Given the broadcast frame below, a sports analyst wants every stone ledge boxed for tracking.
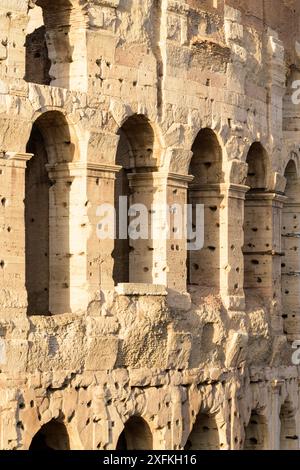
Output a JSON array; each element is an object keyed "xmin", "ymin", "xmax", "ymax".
[
  {"xmin": 115, "ymin": 283, "xmax": 167, "ymax": 296},
  {"xmin": 167, "ymin": 291, "xmax": 191, "ymax": 310}
]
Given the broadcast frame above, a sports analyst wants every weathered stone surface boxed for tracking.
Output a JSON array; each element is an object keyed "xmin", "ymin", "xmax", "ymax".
[{"xmin": 0, "ymin": 0, "xmax": 300, "ymax": 451}]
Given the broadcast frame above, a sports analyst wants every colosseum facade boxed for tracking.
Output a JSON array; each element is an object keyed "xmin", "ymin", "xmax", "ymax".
[{"xmin": 0, "ymin": 0, "xmax": 300, "ymax": 451}]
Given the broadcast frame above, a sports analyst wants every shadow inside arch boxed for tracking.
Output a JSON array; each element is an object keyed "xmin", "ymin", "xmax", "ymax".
[
  {"xmin": 29, "ymin": 420, "xmax": 70, "ymax": 450},
  {"xmin": 116, "ymin": 416, "xmax": 153, "ymax": 450}
]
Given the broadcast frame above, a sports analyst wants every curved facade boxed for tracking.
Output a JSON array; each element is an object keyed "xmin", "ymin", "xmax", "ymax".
[{"xmin": 0, "ymin": 0, "xmax": 300, "ymax": 450}]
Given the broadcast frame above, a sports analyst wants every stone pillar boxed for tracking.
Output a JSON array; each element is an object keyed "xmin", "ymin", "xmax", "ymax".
[
  {"xmin": 220, "ymin": 183, "xmax": 249, "ymax": 312},
  {"xmin": 0, "ymin": 152, "xmax": 32, "ymax": 318},
  {"xmin": 85, "ymin": 0, "xmax": 120, "ymax": 92},
  {"xmin": 0, "ymin": 2, "xmax": 28, "ymax": 82},
  {"xmin": 269, "ymin": 380, "xmax": 284, "ymax": 450},
  {"xmin": 296, "ymin": 380, "xmax": 300, "ymax": 450},
  {"xmin": 166, "ymin": 173, "xmax": 193, "ymax": 294},
  {"xmin": 244, "ymin": 192, "xmax": 286, "ymax": 331},
  {"xmin": 86, "ymin": 163, "xmax": 121, "ymax": 293},
  {"xmin": 37, "ymin": 0, "xmax": 88, "ymax": 91},
  {"xmin": 47, "ymin": 162, "xmax": 121, "ymax": 314},
  {"xmin": 47, "ymin": 163, "xmax": 82, "ymax": 314},
  {"xmin": 267, "ymin": 33, "xmax": 286, "ymax": 147},
  {"xmin": 282, "ymin": 196, "xmax": 300, "ymax": 340}
]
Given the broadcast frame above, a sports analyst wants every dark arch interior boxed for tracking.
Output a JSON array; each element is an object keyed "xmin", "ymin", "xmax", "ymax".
[
  {"xmin": 189, "ymin": 128, "xmax": 224, "ymax": 185},
  {"xmin": 243, "ymin": 143, "xmax": 269, "ymax": 300},
  {"xmin": 119, "ymin": 114, "xmax": 158, "ymax": 171},
  {"xmin": 244, "ymin": 411, "xmax": 268, "ymax": 450},
  {"xmin": 284, "ymin": 160, "xmax": 298, "ymax": 199},
  {"xmin": 113, "ymin": 115, "xmax": 157, "ymax": 285},
  {"xmin": 29, "ymin": 420, "xmax": 70, "ymax": 450},
  {"xmin": 25, "ymin": 111, "xmax": 75, "ymax": 315},
  {"xmin": 116, "ymin": 416, "xmax": 153, "ymax": 450},
  {"xmin": 187, "ymin": 128, "xmax": 223, "ymax": 288},
  {"xmin": 25, "ymin": 3, "xmax": 50, "ymax": 85},
  {"xmin": 245, "ymin": 142, "xmax": 268, "ymax": 191},
  {"xmin": 184, "ymin": 412, "xmax": 220, "ymax": 450},
  {"xmin": 26, "ymin": 125, "xmax": 51, "ymax": 315}
]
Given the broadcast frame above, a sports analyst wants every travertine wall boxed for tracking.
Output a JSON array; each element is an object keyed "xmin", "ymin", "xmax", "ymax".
[{"xmin": 0, "ymin": 0, "xmax": 300, "ymax": 450}]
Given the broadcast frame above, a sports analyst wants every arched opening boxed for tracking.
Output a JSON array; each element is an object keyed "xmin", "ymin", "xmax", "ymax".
[
  {"xmin": 29, "ymin": 420, "xmax": 70, "ymax": 450},
  {"xmin": 187, "ymin": 128, "xmax": 224, "ymax": 290},
  {"xmin": 26, "ymin": 124, "xmax": 51, "ymax": 315},
  {"xmin": 244, "ymin": 411, "xmax": 268, "ymax": 450},
  {"xmin": 280, "ymin": 400, "xmax": 298, "ymax": 450},
  {"xmin": 243, "ymin": 143, "xmax": 270, "ymax": 303},
  {"xmin": 281, "ymin": 160, "xmax": 300, "ymax": 337},
  {"xmin": 25, "ymin": 111, "xmax": 76, "ymax": 315},
  {"xmin": 25, "ymin": 4, "xmax": 51, "ymax": 85},
  {"xmin": 245, "ymin": 143, "xmax": 268, "ymax": 190},
  {"xmin": 25, "ymin": 1, "xmax": 87, "ymax": 90},
  {"xmin": 184, "ymin": 412, "xmax": 220, "ymax": 450},
  {"xmin": 116, "ymin": 417, "xmax": 153, "ymax": 450},
  {"xmin": 113, "ymin": 115, "xmax": 159, "ymax": 286}
]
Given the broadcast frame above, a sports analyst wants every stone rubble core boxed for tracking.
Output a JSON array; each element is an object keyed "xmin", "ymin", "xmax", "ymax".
[{"xmin": 0, "ymin": 0, "xmax": 300, "ymax": 451}]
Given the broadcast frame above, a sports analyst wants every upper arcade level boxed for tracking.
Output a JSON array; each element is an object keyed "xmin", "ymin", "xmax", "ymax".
[
  {"xmin": 0, "ymin": 0, "xmax": 299, "ymax": 101},
  {"xmin": 0, "ymin": 0, "xmax": 300, "ymax": 334}
]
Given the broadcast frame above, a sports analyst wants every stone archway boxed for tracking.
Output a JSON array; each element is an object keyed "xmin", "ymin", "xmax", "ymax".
[
  {"xmin": 29, "ymin": 420, "xmax": 70, "ymax": 450},
  {"xmin": 25, "ymin": 111, "xmax": 78, "ymax": 315},
  {"xmin": 116, "ymin": 416, "xmax": 153, "ymax": 450},
  {"xmin": 244, "ymin": 411, "xmax": 268, "ymax": 450},
  {"xmin": 113, "ymin": 114, "xmax": 161, "ymax": 286},
  {"xmin": 185, "ymin": 412, "xmax": 221, "ymax": 450},
  {"xmin": 187, "ymin": 128, "xmax": 224, "ymax": 291}
]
